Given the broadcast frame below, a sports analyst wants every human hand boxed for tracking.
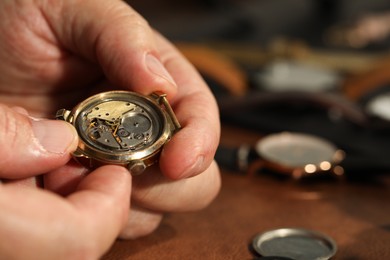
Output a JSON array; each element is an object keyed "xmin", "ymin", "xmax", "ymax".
[
  {"xmin": 0, "ymin": 164, "xmax": 131, "ymax": 260},
  {"xmin": 0, "ymin": 0, "xmax": 220, "ymax": 258}
]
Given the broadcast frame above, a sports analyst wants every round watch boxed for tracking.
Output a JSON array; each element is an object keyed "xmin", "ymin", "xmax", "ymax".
[
  {"xmin": 56, "ymin": 90, "xmax": 181, "ymax": 175},
  {"xmin": 253, "ymin": 132, "xmax": 345, "ymax": 179},
  {"xmin": 216, "ymin": 132, "xmax": 345, "ymax": 179}
]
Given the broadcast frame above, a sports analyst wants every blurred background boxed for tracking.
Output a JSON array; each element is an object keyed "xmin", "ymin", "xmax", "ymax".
[
  {"xmin": 128, "ymin": 0, "xmax": 390, "ymax": 178},
  {"xmin": 130, "ymin": 0, "xmax": 390, "ymax": 47}
]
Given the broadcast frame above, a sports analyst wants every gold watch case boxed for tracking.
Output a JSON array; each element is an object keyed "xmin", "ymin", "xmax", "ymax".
[{"xmin": 56, "ymin": 90, "xmax": 181, "ymax": 175}]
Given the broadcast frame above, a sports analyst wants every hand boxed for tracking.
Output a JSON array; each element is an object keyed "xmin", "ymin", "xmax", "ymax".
[
  {"xmin": 0, "ymin": 0, "xmax": 221, "ymax": 258},
  {"xmin": 0, "ymin": 165, "xmax": 131, "ymax": 260}
]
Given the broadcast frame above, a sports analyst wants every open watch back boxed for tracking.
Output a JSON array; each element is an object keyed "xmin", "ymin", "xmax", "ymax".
[{"xmin": 56, "ymin": 90, "xmax": 181, "ymax": 175}]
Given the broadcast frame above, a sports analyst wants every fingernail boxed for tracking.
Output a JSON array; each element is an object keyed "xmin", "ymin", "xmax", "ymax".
[
  {"xmin": 145, "ymin": 53, "xmax": 177, "ymax": 87},
  {"xmin": 31, "ymin": 119, "xmax": 78, "ymax": 154}
]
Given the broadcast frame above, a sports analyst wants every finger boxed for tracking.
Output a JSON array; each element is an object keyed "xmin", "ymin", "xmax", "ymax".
[
  {"xmin": 1, "ymin": 176, "xmax": 42, "ymax": 189},
  {"xmin": 131, "ymin": 161, "xmax": 221, "ymax": 212},
  {"xmin": 0, "ymin": 165, "xmax": 131, "ymax": 260},
  {"xmin": 0, "ymin": 104, "xmax": 78, "ymax": 178},
  {"xmin": 42, "ymin": 0, "xmax": 177, "ymax": 97},
  {"xmin": 119, "ymin": 205, "xmax": 163, "ymax": 239},
  {"xmin": 44, "ymin": 164, "xmax": 165, "ymax": 239},
  {"xmin": 11, "ymin": 106, "xmax": 29, "ymax": 115},
  {"xmin": 43, "ymin": 160, "xmax": 89, "ymax": 196},
  {"xmin": 67, "ymin": 165, "xmax": 132, "ymax": 256},
  {"xmin": 152, "ymin": 34, "xmax": 221, "ymax": 179}
]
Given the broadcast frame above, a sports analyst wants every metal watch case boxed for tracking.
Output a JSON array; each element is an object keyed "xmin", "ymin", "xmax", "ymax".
[
  {"xmin": 56, "ymin": 90, "xmax": 181, "ymax": 175},
  {"xmin": 252, "ymin": 132, "xmax": 345, "ymax": 179}
]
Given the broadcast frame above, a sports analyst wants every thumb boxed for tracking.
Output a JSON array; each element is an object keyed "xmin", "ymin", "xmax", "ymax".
[{"xmin": 0, "ymin": 105, "xmax": 78, "ymax": 178}]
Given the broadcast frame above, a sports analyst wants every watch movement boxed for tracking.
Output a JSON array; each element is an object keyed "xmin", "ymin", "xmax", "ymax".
[{"xmin": 56, "ymin": 90, "xmax": 181, "ymax": 175}]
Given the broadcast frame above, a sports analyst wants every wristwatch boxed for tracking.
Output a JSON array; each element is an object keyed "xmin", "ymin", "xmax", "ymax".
[
  {"xmin": 253, "ymin": 132, "xmax": 345, "ymax": 179},
  {"xmin": 216, "ymin": 132, "xmax": 345, "ymax": 179},
  {"xmin": 56, "ymin": 90, "xmax": 181, "ymax": 175}
]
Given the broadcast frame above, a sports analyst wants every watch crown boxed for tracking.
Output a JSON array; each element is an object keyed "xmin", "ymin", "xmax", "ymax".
[{"xmin": 128, "ymin": 160, "xmax": 147, "ymax": 175}]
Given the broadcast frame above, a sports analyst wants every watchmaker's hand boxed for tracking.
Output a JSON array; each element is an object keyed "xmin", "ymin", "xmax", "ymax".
[
  {"xmin": 0, "ymin": 104, "xmax": 133, "ymax": 260},
  {"xmin": 0, "ymin": 165, "xmax": 131, "ymax": 260},
  {"xmin": 0, "ymin": 0, "xmax": 221, "ymax": 244},
  {"xmin": 0, "ymin": 0, "xmax": 177, "ymax": 106},
  {"xmin": 0, "ymin": 0, "xmax": 219, "ymax": 180},
  {"xmin": 0, "ymin": 105, "xmax": 78, "ymax": 178}
]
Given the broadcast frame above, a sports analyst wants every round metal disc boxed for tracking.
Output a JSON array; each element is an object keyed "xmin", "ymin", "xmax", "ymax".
[
  {"xmin": 122, "ymin": 113, "xmax": 152, "ymax": 134},
  {"xmin": 252, "ymin": 228, "xmax": 337, "ymax": 260}
]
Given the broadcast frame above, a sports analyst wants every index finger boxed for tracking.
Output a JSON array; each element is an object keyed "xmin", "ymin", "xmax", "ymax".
[{"xmin": 67, "ymin": 165, "xmax": 131, "ymax": 256}]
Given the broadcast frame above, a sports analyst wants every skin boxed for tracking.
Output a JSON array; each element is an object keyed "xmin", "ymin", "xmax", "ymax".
[{"xmin": 0, "ymin": 0, "xmax": 221, "ymax": 259}]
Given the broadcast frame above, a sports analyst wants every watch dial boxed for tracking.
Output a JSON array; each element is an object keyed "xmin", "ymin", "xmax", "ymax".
[{"xmin": 76, "ymin": 98, "xmax": 162, "ymax": 153}]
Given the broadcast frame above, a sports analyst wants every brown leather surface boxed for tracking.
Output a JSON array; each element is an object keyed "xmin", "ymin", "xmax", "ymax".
[{"xmin": 103, "ymin": 126, "xmax": 390, "ymax": 260}]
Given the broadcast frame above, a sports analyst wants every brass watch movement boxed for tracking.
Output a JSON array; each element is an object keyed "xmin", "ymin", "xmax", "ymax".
[{"xmin": 56, "ymin": 90, "xmax": 181, "ymax": 175}]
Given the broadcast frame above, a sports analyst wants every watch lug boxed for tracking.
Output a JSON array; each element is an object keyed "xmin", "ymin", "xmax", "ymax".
[
  {"xmin": 56, "ymin": 109, "xmax": 72, "ymax": 122},
  {"xmin": 152, "ymin": 92, "xmax": 181, "ymax": 132},
  {"xmin": 72, "ymin": 150, "xmax": 95, "ymax": 169},
  {"xmin": 72, "ymin": 149, "xmax": 87, "ymax": 158}
]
